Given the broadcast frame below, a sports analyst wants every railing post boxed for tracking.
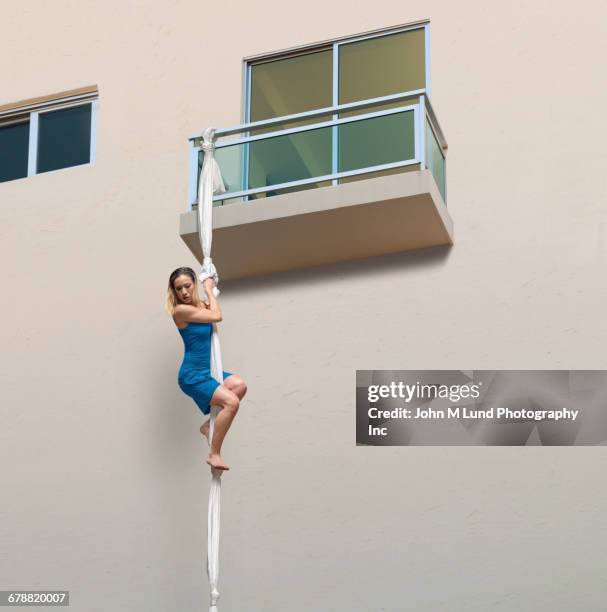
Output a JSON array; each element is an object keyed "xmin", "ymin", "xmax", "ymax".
[
  {"xmin": 418, "ymin": 94, "xmax": 426, "ymax": 169},
  {"xmin": 188, "ymin": 140, "xmax": 200, "ymax": 211},
  {"xmin": 331, "ymin": 42, "xmax": 339, "ymax": 186},
  {"xmin": 243, "ymin": 138, "xmax": 249, "ymax": 203},
  {"xmin": 243, "ymin": 64, "xmax": 251, "ymax": 203}
]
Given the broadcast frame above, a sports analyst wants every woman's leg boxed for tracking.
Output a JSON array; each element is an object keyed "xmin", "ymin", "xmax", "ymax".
[
  {"xmin": 205, "ymin": 385, "xmax": 240, "ymax": 470},
  {"xmin": 200, "ymin": 375, "xmax": 247, "ymax": 440},
  {"xmin": 223, "ymin": 374, "xmax": 247, "ymax": 400}
]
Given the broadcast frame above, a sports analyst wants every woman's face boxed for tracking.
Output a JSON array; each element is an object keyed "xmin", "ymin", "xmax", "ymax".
[{"xmin": 173, "ymin": 274, "xmax": 195, "ymax": 304}]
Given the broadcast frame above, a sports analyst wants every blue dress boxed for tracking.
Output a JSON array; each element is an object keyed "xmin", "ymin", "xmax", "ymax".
[{"xmin": 177, "ymin": 321, "xmax": 231, "ymax": 415}]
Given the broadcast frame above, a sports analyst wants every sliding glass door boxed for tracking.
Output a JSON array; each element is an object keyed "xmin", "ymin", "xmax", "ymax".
[{"xmin": 243, "ymin": 24, "xmax": 430, "ymax": 198}]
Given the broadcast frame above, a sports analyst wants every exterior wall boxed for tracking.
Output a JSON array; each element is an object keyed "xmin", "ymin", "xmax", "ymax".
[{"xmin": 1, "ymin": 2, "xmax": 606, "ymax": 611}]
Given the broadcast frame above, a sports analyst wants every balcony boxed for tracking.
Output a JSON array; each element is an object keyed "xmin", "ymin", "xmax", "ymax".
[{"xmin": 180, "ymin": 90, "xmax": 451, "ymax": 281}]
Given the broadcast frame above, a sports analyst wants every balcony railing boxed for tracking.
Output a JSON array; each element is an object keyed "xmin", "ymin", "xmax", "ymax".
[{"xmin": 188, "ymin": 88, "xmax": 447, "ymax": 208}]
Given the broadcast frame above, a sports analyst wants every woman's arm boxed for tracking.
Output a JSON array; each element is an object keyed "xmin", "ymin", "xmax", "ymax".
[
  {"xmin": 175, "ymin": 279, "xmax": 222, "ymax": 324},
  {"xmin": 203, "ymin": 278, "xmax": 222, "ymax": 321}
]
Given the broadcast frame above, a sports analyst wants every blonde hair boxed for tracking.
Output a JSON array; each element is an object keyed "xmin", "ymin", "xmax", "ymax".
[{"xmin": 165, "ymin": 267, "xmax": 202, "ymax": 316}]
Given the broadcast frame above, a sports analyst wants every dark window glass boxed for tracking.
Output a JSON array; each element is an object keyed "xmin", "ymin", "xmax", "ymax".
[
  {"xmin": 0, "ymin": 119, "xmax": 30, "ymax": 183},
  {"xmin": 37, "ymin": 103, "xmax": 91, "ymax": 174}
]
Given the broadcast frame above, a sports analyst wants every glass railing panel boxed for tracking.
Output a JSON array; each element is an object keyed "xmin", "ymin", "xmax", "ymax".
[
  {"xmin": 338, "ymin": 109, "xmax": 415, "ymax": 173},
  {"xmin": 425, "ymin": 118, "xmax": 446, "ymax": 202},
  {"xmin": 199, "ymin": 124, "xmax": 333, "ymax": 201},
  {"xmin": 198, "ymin": 144, "xmax": 246, "ymax": 196},
  {"xmin": 248, "ymin": 125, "xmax": 332, "ymax": 190}
]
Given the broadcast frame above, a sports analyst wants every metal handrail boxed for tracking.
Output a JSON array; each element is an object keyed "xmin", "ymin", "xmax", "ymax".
[
  {"xmin": 209, "ymin": 104, "xmax": 418, "ymax": 149},
  {"xmin": 190, "ymin": 88, "xmax": 447, "ymax": 150},
  {"xmin": 189, "ymin": 88, "xmax": 426, "ymax": 141},
  {"xmin": 425, "ymin": 96, "xmax": 448, "ymax": 150}
]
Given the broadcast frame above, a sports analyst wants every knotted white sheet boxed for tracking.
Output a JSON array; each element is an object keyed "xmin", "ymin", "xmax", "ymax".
[{"xmin": 197, "ymin": 126, "xmax": 227, "ymax": 612}]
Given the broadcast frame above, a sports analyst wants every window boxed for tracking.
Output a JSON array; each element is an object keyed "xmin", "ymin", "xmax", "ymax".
[
  {"xmin": 247, "ymin": 26, "xmax": 427, "ymax": 123},
  {"xmin": 0, "ymin": 87, "xmax": 98, "ymax": 183},
  {"xmin": 240, "ymin": 22, "xmax": 433, "ymax": 199}
]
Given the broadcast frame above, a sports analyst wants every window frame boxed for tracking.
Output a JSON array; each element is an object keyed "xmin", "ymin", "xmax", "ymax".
[{"xmin": 0, "ymin": 88, "xmax": 98, "ymax": 182}]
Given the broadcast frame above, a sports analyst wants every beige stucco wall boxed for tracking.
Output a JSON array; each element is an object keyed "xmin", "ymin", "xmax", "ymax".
[{"xmin": 1, "ymin": 2, "xmax": 606, "ymax": 611}]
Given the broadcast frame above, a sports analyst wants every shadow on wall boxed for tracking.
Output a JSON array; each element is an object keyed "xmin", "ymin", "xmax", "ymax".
[{"xmin": 222, "ymin": 244, "xmax": 452, "ymax": 297}]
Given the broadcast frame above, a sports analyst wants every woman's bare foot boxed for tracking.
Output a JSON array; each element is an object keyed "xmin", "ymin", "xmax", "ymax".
[
  {"xmin": 200, "ymin": 420, "xmax": 210, "ymax": 444},
  {"xmin": 206, "ymin": 453, "xmax": 229, "ymax": 471}
]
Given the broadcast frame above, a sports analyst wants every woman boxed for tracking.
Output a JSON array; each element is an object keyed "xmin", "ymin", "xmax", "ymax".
[{"xmin": 165, "ymin": 266, "xmax": 247, "ymax": 471}]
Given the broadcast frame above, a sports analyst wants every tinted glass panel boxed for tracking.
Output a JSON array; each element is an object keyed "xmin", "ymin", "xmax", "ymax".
[
  {"xmin": 0, "ymin": 119, "xmax": 30, "ymax": 183},
  {"xmin": 198, "ymin": 141, "xmax": 332, "ymax": 204},
  {"xmin": 37, "ymin": 103, "xmax": 91, "ymax": 174},
  {"xmin": 426, "ymin": 119, "xmax": 446, "ymax": 202},
  {"xmin": 199, "ymin": 146, "xmax": 244, "ymax": 194},
  {"xmin": 202, "ymin": 127, "xmax": 332, "ymax": 197},
  {"xmin": 250, "ymin": 49, "xmax": 332, "ymax": 132},
  {"xmin": 338, "ymin": 110, "xmax": 415, "ymax": 172},
  {"xmin": 249, "ymin": 127, "xmax": 332, "ymax": 192},
  {"xmin": 198, "ymin": 147, "xmax": 248, "ymax": 206},
  {"xmin": 339, "ymin": 28, "xmax": 426, "ymax": 104}
]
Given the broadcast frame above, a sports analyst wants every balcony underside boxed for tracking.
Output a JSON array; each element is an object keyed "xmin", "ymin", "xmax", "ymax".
[{"xmin": 179, "ymin": 169, "xmax": 453, "ymax": 281}]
